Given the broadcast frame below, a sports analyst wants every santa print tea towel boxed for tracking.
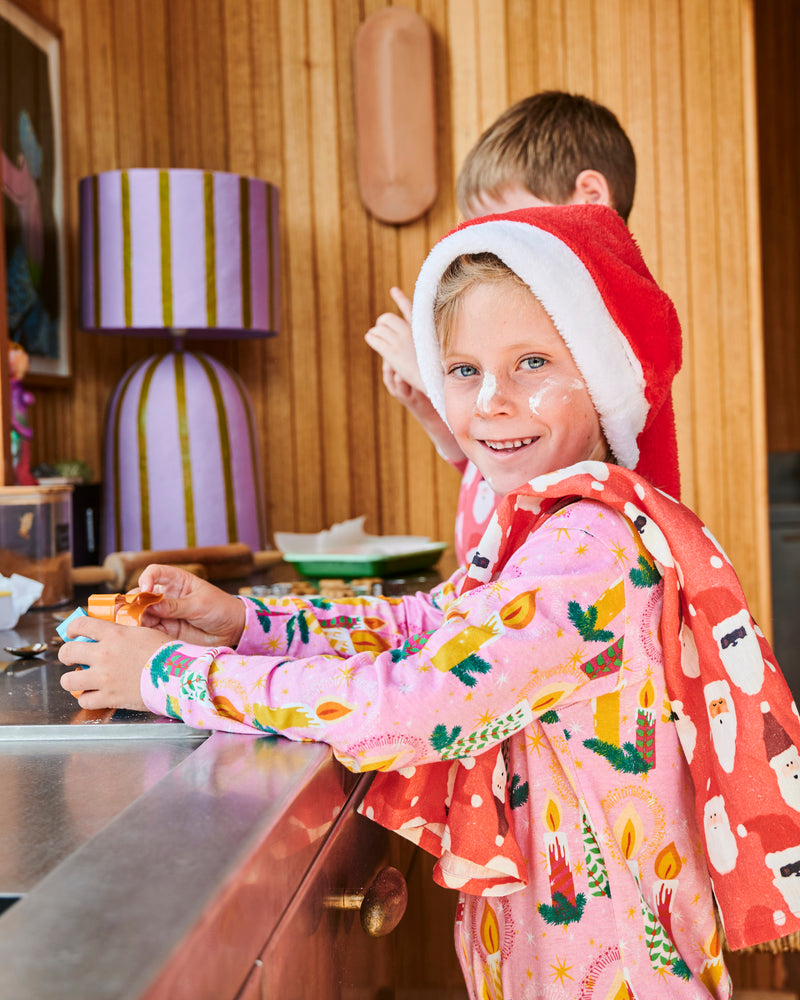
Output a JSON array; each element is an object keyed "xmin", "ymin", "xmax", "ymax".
[{"xmin": 468, "ymin": 463, "xmax": 800, "ymax": 951}]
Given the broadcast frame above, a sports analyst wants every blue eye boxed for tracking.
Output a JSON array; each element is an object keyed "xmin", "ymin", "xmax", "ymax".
[
  {"xmin": 521, "ymin": 356, "xmax": 546, "ymax": 371},
  {"xmin": 448, "ymin": 363, "xmax": 478, "ymax": 378}
]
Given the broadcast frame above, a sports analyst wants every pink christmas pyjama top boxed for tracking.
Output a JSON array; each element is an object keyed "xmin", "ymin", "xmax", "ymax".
[{"xmin": 143, "ymin": 477, "xmax": 775, "ymax": 998}]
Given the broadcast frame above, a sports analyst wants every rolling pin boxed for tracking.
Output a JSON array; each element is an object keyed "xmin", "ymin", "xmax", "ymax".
[{"xmin": 72, "ymin": 543, "xmax": 284, "ymax": 592}]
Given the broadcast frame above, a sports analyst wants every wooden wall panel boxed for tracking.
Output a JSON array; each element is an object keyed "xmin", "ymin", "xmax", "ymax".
[{"xmin": 18, "ymin": 0, "xmax": 769, "ymax": 624}]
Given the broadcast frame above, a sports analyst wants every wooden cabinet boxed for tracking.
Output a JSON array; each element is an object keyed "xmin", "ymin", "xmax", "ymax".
[{"xmin": 256, "ymin": 810, "xmax": 395, "ymax": 999}]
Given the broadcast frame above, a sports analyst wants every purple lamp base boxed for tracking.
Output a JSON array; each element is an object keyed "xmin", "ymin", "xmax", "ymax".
[{"xmin": 103, "ymin": 350, "xmax": 266, "ymax": 556}]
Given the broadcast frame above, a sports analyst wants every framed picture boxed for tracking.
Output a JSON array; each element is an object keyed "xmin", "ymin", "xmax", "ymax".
[{"xmin": 0, "ymin": 0, "xmax": 69, "ymax": 382}]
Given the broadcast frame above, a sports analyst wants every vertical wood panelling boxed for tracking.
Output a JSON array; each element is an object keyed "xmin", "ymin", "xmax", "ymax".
[
  {"xmin": 505, "ymin": 0, "xmax": 536, "ymax": 98},
  {"xmin": 334, "ymin": 1, "xmax": 379, "ymax": 532},
  {"xmin": 278, "ymin": 0, "xmax": 322, "ymax": 531},
  {"xmin": 563, "ymin": 0, "xmax": 595, "ymax": 95},
  {"xmin": 308, "ymin": 0, "xmax": 350, "ymax": 527},
  {"xmin": 476, "ymin": 0, "xmax": 509, "ymax": 126},
  {"xmin": 245, "ymin": 0, "xmax": 292, "ymax": 536},
  {"xmin": 650, "ymin": 0, "xmax": 695, "ymax": 509},
  {"xmin": 19, "ymin": 0, "xmax": 770, "ymax": 625},
  {"xmin": 680, "ymin": 1, "xmax": 728, "ymax": 544}
]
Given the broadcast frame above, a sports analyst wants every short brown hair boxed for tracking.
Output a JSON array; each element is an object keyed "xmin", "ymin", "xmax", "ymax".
[
  {"xmin": 433, "ymin": 253, "xmax": 529, "ymax": 352},
  {"xmin": 456, "ymin": 91, "xmax": 636, "ymax": 223}
]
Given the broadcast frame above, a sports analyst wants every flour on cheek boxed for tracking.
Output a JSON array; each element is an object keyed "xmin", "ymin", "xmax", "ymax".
[
  {"xmin": 528, "ymin": 377, "xmax": 585, "ymax": 414},
  {"xmin": 528, "ymin": 376, "xmax": 563, "ymax": 415}
]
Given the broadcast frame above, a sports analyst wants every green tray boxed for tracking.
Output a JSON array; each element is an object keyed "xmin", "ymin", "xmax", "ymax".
[{"xmin": 282, "ymin": 542, "xmax": 448, "ymax": 579}]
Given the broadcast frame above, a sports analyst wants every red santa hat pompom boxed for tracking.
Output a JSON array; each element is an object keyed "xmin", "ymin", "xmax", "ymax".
[{"xmin": 411, "ymin": 204, "xmax": 683, "ymax": 498}]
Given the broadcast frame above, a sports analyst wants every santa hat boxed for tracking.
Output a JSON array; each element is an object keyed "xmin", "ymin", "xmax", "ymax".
[
  {"xmin": 762, "ymin": 702, "xmax": 794, "ymax": 762},
  {"xmin": 744, "ymin": 812, "xmax": 800, "ymax": 872},
  {"xmin": 411, "ymin": 205, "xmax": 683, "ymax": 498}
]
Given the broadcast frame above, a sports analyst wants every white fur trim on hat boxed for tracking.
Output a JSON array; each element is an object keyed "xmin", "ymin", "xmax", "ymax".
[{"xmin": 411, "ymin": 219, "xmax": 648, "ymax": 471}]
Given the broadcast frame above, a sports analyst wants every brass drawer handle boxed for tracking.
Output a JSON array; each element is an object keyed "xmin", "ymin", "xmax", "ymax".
[{"xmin": 324, "ymin": 865, "xmax": 408, "ymax": 937}]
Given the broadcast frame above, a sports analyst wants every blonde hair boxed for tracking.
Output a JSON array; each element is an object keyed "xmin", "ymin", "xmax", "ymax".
[
  {"xmin": 433, "ymin": 253, "xmax": 531, "ymax": 353},
  {"xmin": 456, "ymin": 91, "xmax": 636, "ymax": 222}
]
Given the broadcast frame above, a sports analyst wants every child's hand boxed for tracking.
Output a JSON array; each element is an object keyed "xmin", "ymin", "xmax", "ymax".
[
  {"xmin": 366, "ymin": 286, "xmax": 467, "ymax": 464},
  {"xmin": 58, "ymin": 617, "xmax": 165, "ymax": 711},
  {"xmin": 365, "ymin": 287, "xmax": 426, "ymax": 394},
  {"xmin": 134, "ymin": 564, "xmax": 247, "ymax": 648}
]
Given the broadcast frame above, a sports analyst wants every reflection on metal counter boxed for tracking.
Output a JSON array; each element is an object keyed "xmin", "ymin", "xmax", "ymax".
[{"xmin": 0, "ymin": 605, "xmax": 206, "ymax": 740}]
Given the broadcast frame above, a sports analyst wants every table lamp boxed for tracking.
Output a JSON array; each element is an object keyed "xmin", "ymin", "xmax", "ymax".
[{"xmin": 79, "ymin": 168, "xmax": 279, "ymax": 557}]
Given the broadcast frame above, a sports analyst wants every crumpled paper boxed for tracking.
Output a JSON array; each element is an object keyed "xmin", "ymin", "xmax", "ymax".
[
  {"xmin": 274, "ymin": 516, "xmax": 433, "ymax": 556},
  {"xmin": 0, "ymin": 573, "xmax": 44, "ymax": 629}
]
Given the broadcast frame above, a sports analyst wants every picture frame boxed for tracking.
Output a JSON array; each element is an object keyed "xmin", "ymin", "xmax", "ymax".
[{"xmin": 0, "ymin": 0, "xmax": 69, "ymax": 382}]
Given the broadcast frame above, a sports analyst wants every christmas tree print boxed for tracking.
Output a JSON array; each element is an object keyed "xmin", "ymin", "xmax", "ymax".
[
  {"xmin": 629, "ymin": 554, "xmax": 661, "ymax": 589},
  {"xmin": 581, "ymin": 810, "xmax": 611, "ymax": 897},
  {"xmin": 582, "ymin": 738, "xmax": 652, "ymax": 774},
  {"xmin": 255, "ymin": 608, "xmax": 271, "ymax": 634},
  {"xmin": 537, "ymin": 891, "xmax": 587, "ymax": 926},
  {"xmin": 509, "ymin": 774, "xmax": 529, "ymax": 808},
  {"xmin": 285, "ymin": 612, "xmax": 311, "ymax": 646},
  {"xmin": 430, "ymin": 723, "xmax": 462, "ymax": 753},
  {"xmin": 149, "ymin": 643, "xmax": 182, "ymax": 687},
  {"xmin": 539, "ymin": 709, "xmax": 560, "ymax": 724},
  {"xmin": 451, "ymin": 652, "xmax": 492, "ymax": 687},
  {"xmin": 568, "ymin": 600, "xmax": 614, "ymax": 642}
]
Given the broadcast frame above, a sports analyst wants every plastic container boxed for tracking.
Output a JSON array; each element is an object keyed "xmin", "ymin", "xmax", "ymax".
[{"xmin": 0, "ymin": 486, "xmax": 74, "ymax": 607}]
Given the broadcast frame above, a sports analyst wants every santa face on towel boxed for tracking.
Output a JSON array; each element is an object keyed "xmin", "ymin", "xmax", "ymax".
[
  {"xmin": 703, "ymin": 793, "xmax": 739, "ymax": 875},
  {"xmin": 763, "ymin": 703, "xmax": 800, "ymax": 812},
  {"xmin": 704, "ymin": 679, "xmax": 737, "ymax": 773}
]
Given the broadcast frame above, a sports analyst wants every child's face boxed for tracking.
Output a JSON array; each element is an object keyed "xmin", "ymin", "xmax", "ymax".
[{"xmin": 441, "ymin": 281, "xmax": 607, "ymax": 495}]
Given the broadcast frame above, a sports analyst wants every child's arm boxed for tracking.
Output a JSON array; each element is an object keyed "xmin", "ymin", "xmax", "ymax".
[
  {"xmin": 137, "ymin": 510, "xmax": 628, "ymax": 752},
  {"xmin": 365, "ymin": 288, "xmax": 467, "ymax": 465}
]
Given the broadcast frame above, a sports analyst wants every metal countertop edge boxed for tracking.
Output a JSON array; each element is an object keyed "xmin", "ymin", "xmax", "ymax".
[{"xmin": 0, "ymin": 731, "xmax": 339, "ymax": 999}]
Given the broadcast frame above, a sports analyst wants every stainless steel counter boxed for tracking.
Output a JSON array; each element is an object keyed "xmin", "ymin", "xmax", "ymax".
[{"xmin": 0, "ymin": 603, "xmax": 368, "ymax": 999}]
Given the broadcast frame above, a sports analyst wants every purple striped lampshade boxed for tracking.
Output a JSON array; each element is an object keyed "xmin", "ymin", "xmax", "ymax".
[
  {"xmin": 79, "ymin": 169, "xmax": 279, "ymax": 558},
  {"xmin": 79, "ymin": 169, "xmax": 280, "ymax": 336},
  {"xmin": 103, "ymin": 352, "xmax": 266, "ymax": 554}
]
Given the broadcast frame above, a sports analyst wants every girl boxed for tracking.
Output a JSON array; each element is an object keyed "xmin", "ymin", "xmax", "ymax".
[{"xmin": 60, "ymin": 206, "xmax": 800, "ymax": 998}]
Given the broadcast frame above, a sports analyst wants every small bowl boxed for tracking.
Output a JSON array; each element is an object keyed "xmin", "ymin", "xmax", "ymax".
[{"xmin": 4, "ymin": 642, "xmax": 47, "ymax": 659}]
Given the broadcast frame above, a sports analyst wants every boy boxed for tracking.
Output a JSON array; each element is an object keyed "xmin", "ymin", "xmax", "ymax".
[{"xmin": 365, "ymin": 91, "xmax": 640, "ymax": 564}]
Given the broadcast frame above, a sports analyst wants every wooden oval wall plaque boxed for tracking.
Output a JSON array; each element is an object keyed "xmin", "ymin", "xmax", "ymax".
[{"xmin": 353, "ymin": 8, "xmax": 438, "ymax": 225}]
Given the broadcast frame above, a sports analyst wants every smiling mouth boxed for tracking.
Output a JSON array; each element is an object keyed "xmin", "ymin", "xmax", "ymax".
[{"xmin": 482, "ymin": 437, "xmax": 537, "ymax": 452}]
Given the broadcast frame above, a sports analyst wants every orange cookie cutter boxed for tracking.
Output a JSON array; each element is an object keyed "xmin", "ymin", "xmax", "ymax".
[
  {"xmin": 65, "ymin": 592, "xmax": 163, "ymax": 699},
  {"xmin": 87, "ymin": 591, "xmax": 164, "ymax": 626}
]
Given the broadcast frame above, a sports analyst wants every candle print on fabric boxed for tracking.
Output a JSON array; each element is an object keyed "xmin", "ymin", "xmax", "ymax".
[{"xmin": 142, "ymin": 463, "xmax": 800, "ymax": 995}]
